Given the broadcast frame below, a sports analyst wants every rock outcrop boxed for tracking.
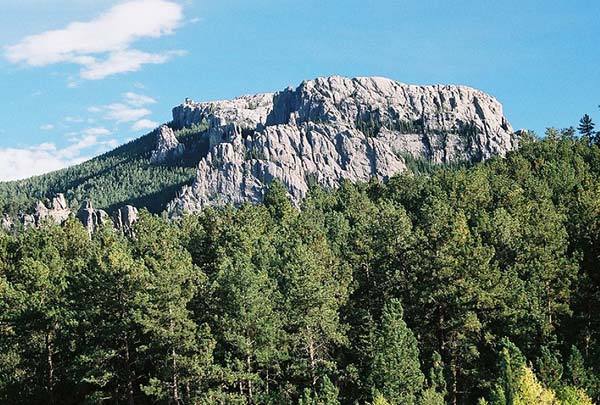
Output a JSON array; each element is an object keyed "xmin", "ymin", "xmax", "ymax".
[
  {"xmin": 150, "ymin": 125, "xmax": 185, "ymax": 164},
  {"xmin": 33, "ymin": 193, "xmax": 71, "ymax": 226},
  {"xmin": 1, "ymin": 214, "xmax": 13, "ymax": 232},
  {"xmin": 167, "ymin": 76, "xmax": 517, "ymax": 215},
  {"xmin": 77, "ymin": 200, "xmax": 110, "ymax": 234},
  {"xmin": 113, "ymin": 205, "xmax": 139, "ymax": 234},
  {"xmin": 4, "ymin": 194, "xmax": 139, "ymax": 235},
  {"xmin": 173, "ymin": 94, "xmax": 274, "ymax": 130}
]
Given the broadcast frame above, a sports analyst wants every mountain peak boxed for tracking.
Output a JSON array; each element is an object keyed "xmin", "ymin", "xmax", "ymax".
[
  {"xmin": 167, "ymin": 75, "xmax": 516, "ymax": 215},
  {"xmin": 0, "ymin": 75, "xmax": 517, "ymax": 225}
]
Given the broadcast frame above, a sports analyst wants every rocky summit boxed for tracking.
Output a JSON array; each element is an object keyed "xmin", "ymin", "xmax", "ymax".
[
  {"xmin": 167, "ymin": 76, "xmax": 516, "ymax": 215},
  {"xmin": 0, "ymin": 75, "xmax": 517, "ymax": 230}
]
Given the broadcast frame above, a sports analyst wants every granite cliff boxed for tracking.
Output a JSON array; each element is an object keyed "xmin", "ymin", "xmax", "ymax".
[
  {"xmin": 0, "ymin": 75, "xmax": 517, "ymax": 230},
  {"xmin": 167, "ymin": 76, "xmax": 516, "ymax": 214}
]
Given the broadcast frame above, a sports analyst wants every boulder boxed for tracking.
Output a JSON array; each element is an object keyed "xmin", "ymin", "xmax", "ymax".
[
  {"xmin": 33, "ymin": 193, "xmax": 71, "ymax": 225},
  {"xmin": 77, "ymin": 200, "xmax": 109, "ymax": 234}
]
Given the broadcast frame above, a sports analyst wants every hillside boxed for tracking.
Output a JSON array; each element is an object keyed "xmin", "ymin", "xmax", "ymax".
[{"xmin": 0, "ymin": 124, "xmax": 207, "ymax": 216}]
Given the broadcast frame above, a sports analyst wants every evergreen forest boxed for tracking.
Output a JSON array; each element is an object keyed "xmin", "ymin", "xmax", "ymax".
[{"xmin": 1, "ymin": 130, "xmax": 600, "ymax": 404}]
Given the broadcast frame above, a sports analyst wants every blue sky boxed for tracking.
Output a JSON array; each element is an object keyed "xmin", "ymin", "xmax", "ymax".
[{"xmin": 1, "ymin": 0, "xmax": 599, "ymax": 180}]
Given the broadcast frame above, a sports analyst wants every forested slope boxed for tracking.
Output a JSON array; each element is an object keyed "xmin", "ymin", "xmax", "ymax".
[
  {"xmin": 1, "ymin": 131, "xmax": 599, "ymax": 404},
  {"xmin": 0, "ymin": 124, "xmax": 208, "ymax": 215}
]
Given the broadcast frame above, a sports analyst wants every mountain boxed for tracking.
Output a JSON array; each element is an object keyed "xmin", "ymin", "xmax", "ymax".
[{"xmin": 0, "ymin": 76, "xmax": 517, "ymax": 225}]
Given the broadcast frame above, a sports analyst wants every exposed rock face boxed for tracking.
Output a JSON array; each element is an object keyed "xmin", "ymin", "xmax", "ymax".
[
  {"xmin": 172, "ymin": 93, "xmax": 274, "ymax": 130},
  {"xmin": 33, "ymin": 193, "xmax": 71, "ymax": 226},
  {"xmin": 113, "ymin": 205, "xmax": 139, "ymax": 233},
  {"xmin": 168, "ymin": 76, "xmax": 516, "ymax": 215},
  {"xmin": 6, "ymin": 194, "xmax": 138, "ymax": 234},
  {"xmin": 77, "ymin": 200, "xmax": 109, "ymax": 234},
  {"xmin": 1, "ymin": 214, "xmax": 13, "ymax": 232},
  {"xmin": 150, "ymin": 125, "xmax": 185, "ymax": 164}
]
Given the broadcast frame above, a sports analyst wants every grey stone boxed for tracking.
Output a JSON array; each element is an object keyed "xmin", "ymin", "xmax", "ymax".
[
  {"xmin": 167, "ymin": 76, "xmax": 517, "ymax": 215},
  {"xmin": 77, "ymin": 200, "xmax": 109, "ymax": 235},
  {"xmin": 150, "ymin": 125, "xmax": 185, "ymax": 164},
  {"xmin": 113, "ymin": 205, "xmax": 138, "ymax": 233},
  {"xmin": 33, "ymin": 193, "xmax": 71, "ymax": 225},
  {"xmin": 1, "ymin": 214, "xmax": 13, "ymax": 232}
]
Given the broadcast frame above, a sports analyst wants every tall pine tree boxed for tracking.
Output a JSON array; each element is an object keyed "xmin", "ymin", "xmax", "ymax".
[{"xmin": 369, "ymin": 299, "xmax": 424, "ymax": 405}]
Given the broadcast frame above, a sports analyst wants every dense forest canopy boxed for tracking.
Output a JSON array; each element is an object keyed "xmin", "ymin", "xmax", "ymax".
[{"xmin": 1, "ymin": 130, "xmax": 600, "ymax": 404}]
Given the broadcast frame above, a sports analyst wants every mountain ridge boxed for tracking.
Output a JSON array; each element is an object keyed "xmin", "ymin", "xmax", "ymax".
[
  {"xmin": 0, "ymin": 75, "xmax": 518, "ymax": 229},
  {"xmin": 167, "ymin": 76, "xmax": 516, "ymax": 215}
]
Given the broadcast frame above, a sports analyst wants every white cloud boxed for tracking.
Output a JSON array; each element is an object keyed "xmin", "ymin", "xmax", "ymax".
[
  {"xmin": 82, "ymin": 127, "xmax": 111, "ymax": 137},
  {"xmin": 80, "ymin": 49, "xmax": 185, "ymax": 80},
  {"xmin": 64, "ymin": 116, "xmax": 84, "ymax": 123},
  {"xmin": 131, "ymin": 119, "xmax": 158, "ymax": 131},
  {"xmin": 0, "ymin": 128, "xmax": 118, "ymax": 181},
  {"xmin": 0, "ymin": 146, "xmax": 86, "ymax": 181},
  {"xmin": 89, "ymin": 92, "xmax": 159, "ymax": 124},
  {"xmin": 40, "ymin": 124, "xmax": 54, "ymax": 131},
  {"xmin": 104, "ymin": 103, "xmax": 151, "ymax": 122},
  {"xmin": 4, "ymin": 0, "xmax": 184, "ymax": 80},
  {"xmin": 124, "ymin": 91, "xmax": 157, "ymax": 107}
]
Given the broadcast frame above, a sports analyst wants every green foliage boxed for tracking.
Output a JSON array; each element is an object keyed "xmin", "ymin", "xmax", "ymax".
[
  {"xmin": 370, "ymin": 299, "xmax": 425, "ymax": 405},
  {"xmin": 1, "ymin": 133, "xmax": 600, "ymax": 403},
  {"xmin": 577, "ymin": 114, "xmax": 595, "ymax": 140}
]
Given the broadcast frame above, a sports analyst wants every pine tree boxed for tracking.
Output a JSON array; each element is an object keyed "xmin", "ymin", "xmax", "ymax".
[
  {"xmin": 535, "ymin": 346, "xmax": 563, "ymax": 390},
  {"xmin": 132, "ymin": 213, "xmax": 212, "ymax": 404},
  {"xmin": 207, "ymin": 205, "xmax": 284, "ymax": 402},
  {"xmin": 566, "ymin": 346, "xmax": 586, "ymax": 387},
  {"xmin": 82, "ymin": 226, "xmax": 147, "ymax": 404},
  {"xmin": 370, "ymin": 299, "xmax": 424, "ymax": 405},
  {"xmin": 276, "ymin": 206, "xmax": 351, "ymax": 395},
  {"xmin": 318, "ymin": 375, "xmax": 341, "ymax": 405},
  {"xmin": 298, "ymin": 376, "xmax": 341, "ymax": 405},
  {"xmin": 2, "ymin": 224, "xmax": 72, "ymax": 404},
  {"xmin": 419, "ymin": 352, "xmax": 447, "ymax": 405},
  {"xmin": 577, "ymin": 114, "xmax": 595, "ymax": 140}
]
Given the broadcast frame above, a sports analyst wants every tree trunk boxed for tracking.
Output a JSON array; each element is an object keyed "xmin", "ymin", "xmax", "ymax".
[
  {"xmin": 185, "ymin": 382, "xmax": 191, "ymax": 404},
  {"xmin": 246, "ymin": 355, "xmax": 253, "ymax": 403},
  {"xmin": 266, "ymin": 369, "xmax": 269, "ymax": 396},
  {"xmin": 45, "ymin": 329, "xmax": 55, "ymax": 404},
  {"xmin": 172, "ymin": 345, "xmax": 179, "ymax": 404},
  {"xmin": 124, "ymin": 335, "xmax": 135, "ymax": 405},
  {"xmin": 451, "ymin": 358, "xmax": 457, "ymax": 405},
  {"xmin": 307, "ymin": 331, "xmax": 317, "ymax": 390}
]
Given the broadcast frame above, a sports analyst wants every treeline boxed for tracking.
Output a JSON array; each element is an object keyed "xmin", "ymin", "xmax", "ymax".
[{"xmin": 1, "ymin": 131, "xmax": 600, "ymax": 404}]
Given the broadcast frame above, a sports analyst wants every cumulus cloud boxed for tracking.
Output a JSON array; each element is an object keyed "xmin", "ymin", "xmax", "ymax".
[
  {"xmin": 4, "ymin": 0, "xmax": 185, "ymax": 80},
  {"xmin": 82, "ymin": 127, "xmax": 112, "ymax": 137},
  {"xmin": 64, "ymin": 116, "xmax": 85, "ymax": 123},
  {"xmin": 0, "ymin": 127, "xmax": 117, "ymax": 181},
  {"xmin": 0, "ymin": 146, "xmax": 85, "ymax": 181},
  {"xmin": 131, "ymin": 119, "xmax": 158, "ymax": 131},
  {"xmin": 80, "ymin": 49, "xmax": 186, "ymax": 80}
]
